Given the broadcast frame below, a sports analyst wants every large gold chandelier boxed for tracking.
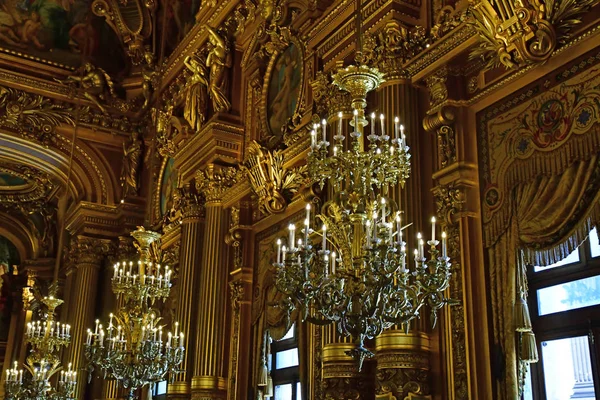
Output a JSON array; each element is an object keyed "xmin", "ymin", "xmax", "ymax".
[
  {"xmin": 273, "ymin": 1, "xmax": 453, "ymax": 371},
  {"xmin": 84, "ymin": 228, "xmax": 184, "ymax": 399},
  {"xmin": 4, "ymin": 294, "xmax": 77, "ymax": 400}
]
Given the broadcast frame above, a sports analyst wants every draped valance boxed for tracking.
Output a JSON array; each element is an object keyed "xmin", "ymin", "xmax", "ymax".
[{"xmin": 477, "ymin": 49, "xmax": 600, "ymax": 400}]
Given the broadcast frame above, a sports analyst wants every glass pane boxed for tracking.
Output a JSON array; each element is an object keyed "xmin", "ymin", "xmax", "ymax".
[
  {"xmin": 282, "ymin": 324, "xmax": 295, "ymax": 340},
  {"xmin": 537, "ymin": 274, "xmax": 600, "ymax": 315},
  {"xmin": 523, "ymin": 366, "xmax": 533, "ymax": 400},
  {"xmin": 276, "ymin": 348, "xmax": 299, "ymax": 369},
  {"xmin": 156, "ymin": 381, "xmax": 167, "ymax": 395},
  {"xmin": 296, "ymin": 382, "xmax": 302, "ymax": 400},
  {"xmin": 534, "ymin": 248, "xmax": 579, "ymax": 272},
  {"xmin": 275, "ymin": 384, "xmax": 293, "ymax": 400},
  {"xmin": 590, "ymin": 227, "xmax": 600, "ymax": 258},
  {"xmin": 541, "ymin": 336, "xmax": 596, "ymax": 400}
]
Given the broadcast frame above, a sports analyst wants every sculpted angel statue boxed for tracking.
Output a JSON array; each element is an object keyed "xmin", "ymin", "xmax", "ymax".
[
  {"xmin": 121, "ymin": 131, "xmax": 142, "ymax": 199},
  {"xmin": 183, "ymin": 55, "xmax": 209, "ymax": 132},
  {"xmin": 205, "ymin": 25, "xmax": 232, "ymax": 113},
  {"xmin": 57, "ymin": 63, "xmax": 116, "ymax": 115}
]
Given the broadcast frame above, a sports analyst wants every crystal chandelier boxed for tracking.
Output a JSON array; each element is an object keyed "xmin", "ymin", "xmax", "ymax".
[
  {"xmin": 84, "ymin": 228, "xmax": 184, "ymax": 399},
  {"xmin": 4, "ymin": 295, "xmax": 77, "ymax": 400},
  {"xmin": 273, "ymin": 0, "xmax": 453, "ymax": 369}
]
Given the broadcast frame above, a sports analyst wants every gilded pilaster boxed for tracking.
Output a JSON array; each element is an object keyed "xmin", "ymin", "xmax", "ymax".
[
  {"xmin": 64, "ymin": 236, "xmax": 112, "ymax": 399},
  {"xmin": 191, "ymin": 165, "xmax": 240, "ymax": 399},
  {"xmin": 424, "ymin": 70, "xmax": 493, "ymax": 400},
  {"xmin": 169, "ymin": 187, "xmax": 206, "ymax": 399},
  {"xmin": 225, "ymin": 203, "xmax": 253, "ymax": 400}
]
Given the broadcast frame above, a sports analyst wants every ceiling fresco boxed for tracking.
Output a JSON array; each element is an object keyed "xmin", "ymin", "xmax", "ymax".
[{"xmin": 0, "ymin": 0, "xmax": 126, "ymax": 72}]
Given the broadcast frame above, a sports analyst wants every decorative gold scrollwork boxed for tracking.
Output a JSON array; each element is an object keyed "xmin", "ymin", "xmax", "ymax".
[
  {"xmin": 468, "ymin": 0, "xmax": 598, "ymax": 70},
  {"xmin": 242, "ymin": 141, "xmax": 308, "ymax": 215}
]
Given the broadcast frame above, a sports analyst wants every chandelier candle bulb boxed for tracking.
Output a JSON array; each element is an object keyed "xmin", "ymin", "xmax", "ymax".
[
  {"xmin": 282, "ymin": 246, "xmax": 287, "ymax": 262},
  {"xmin": 371, "ymin": 112, "xmax": 376, "ymax": 136},
  {"xmin": 416, "ymin": 233, "xmax": 422, "ymax": 257},
  {"xmin": 366, "ymin": 220, "xmax": 372, "ymax": 248},
  {"xmin": 396, "ymin": 215, "xmax": 402, "ymax": 244},
  {"xmin": 431, "ymin": 217, "xmax": 436, "ymax": 242},
  {"xmin": 400, "ymin": 125, "xmax": 405, "ymax": 147},
  {"xmin": 277, "ymin": 239, "xmax": 281, "ymax": 264},
  {"xmin": 442, "ymin": 231, "xmax": 447, "ymax": 258},
  {"xmin": 305, "ymin": 204, "xmax": 311, "ymax": 224},
  {"xmin": 353, "ymin": 109, "xmax": 359, "ymax": 133},
  {"xmin": 331, "ymin": 252, "xmax": 336, "ymax": 274},
  {"xmin": 380, "ymin": 114, "xmax": 385, "ymax": 138},
  {"xmin": 419, "ymin": 239, "xmax": 424, "ymax": 259},
  {"xmin": 401, "ymin": 245, "xmax": 406, "ymax": 272},
  {"xmin": 322, "ymin": 225, "xmax": 327, "ymax": 250},
  {"xmin": 381, "ymin": 198, "xmax": 386, "ymax": 223},
  {"xmin": 394, "ymin": 117, "xmax": 399, "ymax": 140},
  {"xmin": 338, "ymin": 111, "xmax": 343, "ymax": 136},
  {"xmin": 288, "ymin": 224, "xmax": 296, "ymax": 250},
  {"xmin": 322, "ymin": 119, "xmax": 327, "ymax": 142}
]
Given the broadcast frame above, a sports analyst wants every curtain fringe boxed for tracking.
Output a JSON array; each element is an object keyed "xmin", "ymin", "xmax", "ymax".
[{"xmin": 484, "ymin": 125, "xmax": 600, "ymax": 248}]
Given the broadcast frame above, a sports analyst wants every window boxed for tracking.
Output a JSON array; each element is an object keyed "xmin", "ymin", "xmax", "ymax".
[
  {"xmin": 270, "ymin": 324, "xmax": 301, "ymax": 400},
  {"xmin": 151, "ymin": 380, "xmax": 167, "ymax": 399},
  {"xmin": 527, "ymin": 229, "xmax": 600, "ymax": 399}
]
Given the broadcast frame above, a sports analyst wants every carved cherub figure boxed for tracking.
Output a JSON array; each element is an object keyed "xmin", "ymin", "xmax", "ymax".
[{"xmin": 57, "ymin": 63, "xmax": 116, "ymax": 115}]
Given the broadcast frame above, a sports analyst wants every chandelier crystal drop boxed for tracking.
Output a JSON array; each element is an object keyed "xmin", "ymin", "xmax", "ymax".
[
  {"xmin": 273, "ymin": 64, "xmax": 454, "ymax": 370},
  {"xmin": 4, "ymin": 295, "xmax": 77, "ymax": 400},
  {"xmin": 84, "ymin": 228, "xmax": 184, "ymax": 399}
]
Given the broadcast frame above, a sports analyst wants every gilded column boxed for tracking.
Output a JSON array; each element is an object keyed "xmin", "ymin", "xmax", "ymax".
[
  {"xmin": 169, "ymin": 187, "xmax": 205, "ymax": 399},
  {"xmin": 192, "ymin": 164, "xmax": 240, "ymax": 399},
  {"xmin": 64, "ymin": 236, "xmax": 112, "ymax": 399}
]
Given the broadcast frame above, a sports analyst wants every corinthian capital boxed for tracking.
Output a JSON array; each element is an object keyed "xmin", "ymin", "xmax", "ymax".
[
  {"xmin": 195, "ymin": 164, "xmax": 242, "ymax": 203},
  {"xmin": 71, "ymin": 236, "xmax": 114, "ymax": 266}
]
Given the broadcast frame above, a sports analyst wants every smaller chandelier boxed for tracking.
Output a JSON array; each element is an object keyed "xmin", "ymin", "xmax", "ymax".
[
  {"xmin": 85, "ymin": 228, "xmax": 184, "ymax": 399},
  {"xmin": 4, "ymin": 295, "xmax": 77, "ymax": 400},
  {"xmin": 273, "ymin": 64, "xmax": 454, "ymax": 370}
]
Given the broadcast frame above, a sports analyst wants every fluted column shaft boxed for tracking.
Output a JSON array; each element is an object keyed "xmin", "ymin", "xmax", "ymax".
[
  {"xmin": 65, "ymin": 236, "xmax": 111, "ymax": 400},
  {"xmin": 170, "ymin": 201, "xmax": 205, "ymax": 399},
  {"xmin": 192, "ymin": 200, "xmax": 228, "ymax": 399}
]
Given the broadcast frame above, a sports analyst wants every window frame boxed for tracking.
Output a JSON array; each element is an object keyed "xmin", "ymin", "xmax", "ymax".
[
  {"xmin": 270, "ymin": 324, "xmax": 301, "ymax": 400},
  {"xmin": 526, "ymin": 234, "xmax": 600, "ymax": 399}
]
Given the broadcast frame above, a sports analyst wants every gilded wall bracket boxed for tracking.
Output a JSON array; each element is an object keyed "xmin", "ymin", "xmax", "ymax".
[{"xmin": 242, "ymin": 141, "xmax": 309, "ymax": 215}]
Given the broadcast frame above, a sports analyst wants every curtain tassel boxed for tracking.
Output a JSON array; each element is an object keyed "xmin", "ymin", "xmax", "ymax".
[
  {"xmin": 258, "ymin": 359, "xmax": 268, "ymax": 386},
  {"xmin": 264, "ymin": 375, "xmax": 274, "ymax": 398},
  {"xmin": 514, "ymin": 296, "xmax": 532, "ymax": 332},
  {"xmin": 520, "ymin": 331, "xmax": 539, "ymax": 363}
]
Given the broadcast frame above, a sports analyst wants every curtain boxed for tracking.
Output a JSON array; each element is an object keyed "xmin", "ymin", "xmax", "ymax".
[{"xmin": 487, "ymin": 155, "xmax": 600, "ymax": 400}]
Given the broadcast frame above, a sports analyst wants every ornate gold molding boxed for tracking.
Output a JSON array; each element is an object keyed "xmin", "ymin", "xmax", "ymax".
[
  {"xmin": 363, "ymin": 21, "xmax": 430, "ymax": 79},
  {"xmin": 0, "ymin": 85, "xmax": 80, "ymax": 144},
  {"xmin": 195, "ymin": 164, "xmax": 243, "ymax": 203},
  {"xmin": 468, "ymin": 0, "xmax": 599, "ymax": 70},
  {"xmin": 242, "ymin": 141, "xmax": 309, "ymax": 215},
  {"xmin": 70, "ymin": 236, "xmax": 114, "ymax": 266}
]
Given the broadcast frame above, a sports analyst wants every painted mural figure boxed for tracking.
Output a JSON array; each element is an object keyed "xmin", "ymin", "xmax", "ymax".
[
  {"xmin": 205, "ymin": 25, "xmax": 231, "ymax": 113},
  {"xmin": 183, "ymin": 54, "xmax": 208, "ymax": 131}
]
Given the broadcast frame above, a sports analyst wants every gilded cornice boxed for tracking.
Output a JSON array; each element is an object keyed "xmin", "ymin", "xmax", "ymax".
[
  {"xmin": 175, "ymin": 119, "xmax": 244, "ymax": 184},
  {"xmin": 64, "ymin": 201, "xmax": 145, "ymax": 238}
]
